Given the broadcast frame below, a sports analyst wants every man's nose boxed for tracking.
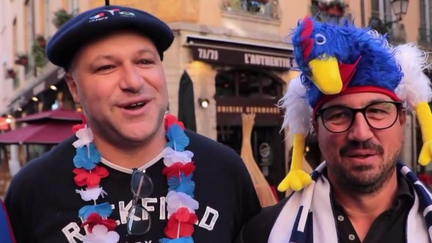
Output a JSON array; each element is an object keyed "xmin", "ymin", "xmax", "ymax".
[
  {"xmin": 347, "ymin": 112, "xmax": 374, "ymax": 142},
  {"xmin": 119, "ymin": 64, "xmax": 144, "ymax": 93}
]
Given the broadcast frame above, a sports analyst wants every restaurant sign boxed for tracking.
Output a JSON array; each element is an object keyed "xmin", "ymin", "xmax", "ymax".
[{"xmin": 188, "ymin": 37, "xmax": 295, "ymax": 70}]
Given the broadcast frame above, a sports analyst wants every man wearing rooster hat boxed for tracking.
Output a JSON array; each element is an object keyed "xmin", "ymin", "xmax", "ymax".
[
  {"xmin": 5, "ymin": 1, "xmax": 261, "ymax": 243},
  {"xmin": 236, "ymin": 16, "xmax": 432, "ymax": 243}
]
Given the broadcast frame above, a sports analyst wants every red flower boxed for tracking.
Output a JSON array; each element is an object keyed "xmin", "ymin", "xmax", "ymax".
[
  {"xmin": 164, "ymin": 114, "xmax": 185, "ymax": 131},
  {"xmin": 81, "ymin": 213, "xmax": 117, "ymax": 233},
  {"xmin": 164, "ymin": 208, "xmax": 197, "ymax": 238},
  {"xmin": 72, "ymin": 115, "xmax": 88, "ymax": 132},
  {"xmin": 73, "ymin": 166, "xmax": 109, "ymax": 188},
  {"xmin": 162, "ymin": 162, "xmax": 195, "ymax": 178}
]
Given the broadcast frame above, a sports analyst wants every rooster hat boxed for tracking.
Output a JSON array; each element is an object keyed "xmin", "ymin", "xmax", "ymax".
[{"xmin": 278, "ymin": 16, "xmax": 432, "ymax": 192}]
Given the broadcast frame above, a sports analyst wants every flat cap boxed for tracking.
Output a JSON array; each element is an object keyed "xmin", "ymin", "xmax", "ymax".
[{"xmin": 46, "ymin": 4, "xmax": 174, "ymax": 70}]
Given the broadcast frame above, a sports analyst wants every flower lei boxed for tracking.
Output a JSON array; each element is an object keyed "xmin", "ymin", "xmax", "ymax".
[{"xmin": 72, "ymin": 114, "xmax": 199, "ymax": 243}]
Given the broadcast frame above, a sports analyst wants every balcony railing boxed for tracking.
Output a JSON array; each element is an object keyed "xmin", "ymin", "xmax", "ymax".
[
  {"xmin": 418, "ymin": 27, "xmax": 432, "ymax": 48},
  {"xmin": 386, "ymin": 24, "xmax": 407, "ymax": 44},
  {"xmin": 222, "ymin": 0, "xmax": 279, "ymax": 19}
]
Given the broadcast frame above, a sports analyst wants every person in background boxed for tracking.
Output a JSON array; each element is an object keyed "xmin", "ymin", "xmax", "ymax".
[{"xmin": 5, "ymin": 2, "xmax": 260, "ymax": 243}]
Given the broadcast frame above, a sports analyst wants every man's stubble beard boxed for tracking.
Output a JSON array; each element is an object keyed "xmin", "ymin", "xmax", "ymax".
[{"xmin": 328, "ymin": 150, "xmax": 399, "ymax": 195}]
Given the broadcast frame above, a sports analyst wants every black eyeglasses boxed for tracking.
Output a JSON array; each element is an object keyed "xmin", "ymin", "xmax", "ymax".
[
  {"xmin": 126, "ymin": 169, "xmax": 154, "ymax": 238},
  {"xmin": 315, "ymin": 101, "xmax": 403, "ymax": 133}
]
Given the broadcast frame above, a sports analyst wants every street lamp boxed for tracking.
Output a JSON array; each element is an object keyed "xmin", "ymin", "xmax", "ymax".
[{"xmin": 391, "ymin": 0, "xmax": 409, "ymax": 20}]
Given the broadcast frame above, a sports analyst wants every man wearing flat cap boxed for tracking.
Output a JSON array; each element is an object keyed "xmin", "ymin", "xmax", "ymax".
[{"xmin": 4, "ymin": 2, "xmax": 260, "ymax": 243}]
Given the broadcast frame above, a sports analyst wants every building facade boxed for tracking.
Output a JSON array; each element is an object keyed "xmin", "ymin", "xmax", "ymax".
[{"xmin": 0, "ymin": 0, "xmax": 429, "ymax": 193}]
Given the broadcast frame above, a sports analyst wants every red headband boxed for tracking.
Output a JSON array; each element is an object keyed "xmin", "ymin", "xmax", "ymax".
[{"xmin": 313, "ymin": 85, "xmax": 401, "ymax": 115}]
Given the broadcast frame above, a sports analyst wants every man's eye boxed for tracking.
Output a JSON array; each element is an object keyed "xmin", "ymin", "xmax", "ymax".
[
  {"xmin": 139, "ymin": 59, "xmax": 154, "ymax": 65},
  {"xmin": 96, "ymin": 65, "xmax": 115, "ymax": 71}
]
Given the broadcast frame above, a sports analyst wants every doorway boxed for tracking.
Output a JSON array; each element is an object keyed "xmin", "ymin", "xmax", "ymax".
[
  {"xmin": 216, "ymin": 124, "xmax": 285, "ymax": 199},
  {"xmin": 215, "ymin": 68, "xmax": 286, "ymax": 198}
]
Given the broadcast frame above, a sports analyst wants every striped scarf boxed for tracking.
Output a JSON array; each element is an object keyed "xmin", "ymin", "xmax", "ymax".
[{"xmin": 268, "ymin": 162, "xmax": 432, "ymax": 243}]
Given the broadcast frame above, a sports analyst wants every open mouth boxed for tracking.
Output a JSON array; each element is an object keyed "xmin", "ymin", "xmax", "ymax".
[{"xmin": 123, "ymin": 101, "xmax": 146, "ymax": 110}]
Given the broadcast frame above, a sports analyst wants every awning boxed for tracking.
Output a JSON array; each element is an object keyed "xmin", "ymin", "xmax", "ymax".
[
  {"xmin": 15, "ymin": 108, "xmax": 82, "ymax": 124},
  {"xmin": 185, "ymin": 35, "xmax": 295, "ymax": 70},
  {"xmin": 7, "ymin": 63, "xmax": 64, "ymax": 113},
  {"xmin": 0, "ymin": 122, "xmax": 77, "ymax": 145}
]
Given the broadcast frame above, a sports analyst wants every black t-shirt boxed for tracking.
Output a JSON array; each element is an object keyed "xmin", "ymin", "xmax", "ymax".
[{"xmin": 5, "ymin": 130, "xmax": 261, "ymax": 243}]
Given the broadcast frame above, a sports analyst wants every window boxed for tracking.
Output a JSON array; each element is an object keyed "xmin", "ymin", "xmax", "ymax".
[
  {"xmin": 12, "ymin": 18, "xmax": 17, "ymax": 57},
  {"xmin": 68, "ymin": 0, "xmax": 79, "ymax": 15},
  {"xmin": 371, "ymin": 0, "xmax": 395, "ymax": 23},
  {"xmin": 44, "ymin": 0, "xmax": 50, "ymax": 37},
  {"xmin": 39, "ymin": 0, "xmax": 45, "ymax": 36},
  {"xmin": 12, "ymin": 18, "xmax": 19, "ymax": 89},
  {"xmin": 419, "ymin": 0, "xmax": 432, "ymax": 43},
  {"xmin": 24, "ymin": 0, "xmax": 33, "ymax": 75},
  {"xmin": 215, "ymin": 69, "xmax": 283, "ymax": 99},
  {"xmin": 222, "ymin": 0, "xmax": 279, "ymax": 19}
]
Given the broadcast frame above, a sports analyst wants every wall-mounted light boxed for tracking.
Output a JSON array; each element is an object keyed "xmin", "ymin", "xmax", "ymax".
[
  {"xmin": 32, "ymin": 96, "xmax": 38, "ymax": 102},
  {"xmin": 50, "ymin": 85, "xmax": 57, "ymax": 91},
  {"xmin": 198, "ymin": 98, "xmax": 209, "ymax": 108}
]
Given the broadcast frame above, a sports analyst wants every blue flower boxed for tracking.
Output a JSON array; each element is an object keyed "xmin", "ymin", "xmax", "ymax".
[
  {"xmin": 78, "ymin": 202, "xmax": 112, "ymax": 220},
  {"xmin": 168, "ymin": 173, "xmax": 195, "ymax": 197},
  {"xmin": 73, "ymin": 143, "xmax": 101, "ymax": 170},
  {"xmin": 166, "ymin": 124, "xmax": 189, "ymax": 152},
  {"xmin": 160, "ymin": 237, "xmax": 194, "ymax": 243}
]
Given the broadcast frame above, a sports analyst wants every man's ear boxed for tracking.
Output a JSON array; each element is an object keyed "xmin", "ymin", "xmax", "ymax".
[
  {"xmin": 312, "ymin": 119, "xmax": 319, "ymax": 136},
  {"xmin": 399, "ymin": 109, "xmax": 407, "ymax": 125},
  {"xmin": 64, "ymin": 72, "xmax": 79, "ymax": 103}
]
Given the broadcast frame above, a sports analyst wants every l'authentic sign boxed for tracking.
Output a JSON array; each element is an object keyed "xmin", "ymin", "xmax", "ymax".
[{"xmin": 190, "ymin": 45, "xmax": 294, "ymax": 70}]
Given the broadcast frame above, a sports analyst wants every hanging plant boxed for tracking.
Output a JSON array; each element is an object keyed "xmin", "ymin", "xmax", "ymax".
[
  {"xmin": 36, "ymin": 35, "xmax": 46, "ymax": 48},
  {"xmin": 15, "ymin": 54, "xmax": 28, "ymax": 66},
  {"xmin": 53, "ymin": 9, "xmax": 73, "ymax": 29},
  {"xmin": 7, "ymin": 69, "xmax": 16, "ymax": 79},
  {"xmin": 32, "ymin": 42, "xmax": 47, "ymax": 68}
]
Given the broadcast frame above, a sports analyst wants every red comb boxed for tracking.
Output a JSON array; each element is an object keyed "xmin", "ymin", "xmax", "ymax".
[
  {"xmin": 300, "ymin": 17, "xmax": 313, "ymax": 39},
  {"xmin": 299, "ymin": 17, "xmax": 314, "ymax": 60}
]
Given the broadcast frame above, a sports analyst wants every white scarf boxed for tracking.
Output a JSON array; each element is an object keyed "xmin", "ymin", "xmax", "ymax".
[{"xmin": 268, "ymin": 162, "xmax": 432, "ymax": 243}]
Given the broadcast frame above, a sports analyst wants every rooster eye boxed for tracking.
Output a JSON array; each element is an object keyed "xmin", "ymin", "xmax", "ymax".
[{"xmin": 315, "ymin": 34, "xmax": 327, "ymax": 45}]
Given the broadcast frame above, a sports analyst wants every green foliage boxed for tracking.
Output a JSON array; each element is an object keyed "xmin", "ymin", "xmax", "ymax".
[
  {"xmin": 53, "ymin": 9, "xmax": 73, "ymax": 29},
  {"xmin": 32, "ymin": 42, "xmax": 47, "ymax": 68}
]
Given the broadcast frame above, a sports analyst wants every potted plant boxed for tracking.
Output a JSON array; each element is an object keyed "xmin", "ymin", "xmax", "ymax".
[
  {"xmin": 32, "ymin": 42, "xmax": 47, "ymax": 68},
  {"xmin": 36, "ymin": 35, "xmax": 46, "ymax": 48},
  {"xmin": 15, "ymin": 54, "xmax": 28, "ymax": 66},
  {"xmin": 53, "ymin": 9, "xmax": 73, "ymax": 29},
  {"xmin": 7, "ymin": 69, "xmax": 16, "ymax": 79}
]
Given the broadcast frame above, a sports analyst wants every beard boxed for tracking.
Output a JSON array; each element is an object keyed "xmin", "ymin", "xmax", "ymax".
[{"xmin": 327, "ymin": 140, "xmax": 399, "ymax": 194}]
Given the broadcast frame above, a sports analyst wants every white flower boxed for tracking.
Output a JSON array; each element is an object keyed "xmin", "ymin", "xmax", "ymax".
[
  {"xmin": 75, "ymin": 187, "xmax": 107, "ymax": 201},
  {"xmin": 73, "ymin": 125, "xmax": 94, "ymax": 148},
  {"xmin": 162, "ymin": 147, "xmax": 194, "ymax": 166},
  {"xmin": 166, "ymin": 190, "xmax": 199, "ymax": 215},
  {"xmin": 82, "ymin": 225, "xmax": 119, "ymax": 243}
]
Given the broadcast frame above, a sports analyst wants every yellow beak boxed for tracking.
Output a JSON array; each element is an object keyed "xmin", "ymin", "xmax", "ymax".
[{"xmin": 308, "ymin": 56, "xmax": 343, "ymax": 95}]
